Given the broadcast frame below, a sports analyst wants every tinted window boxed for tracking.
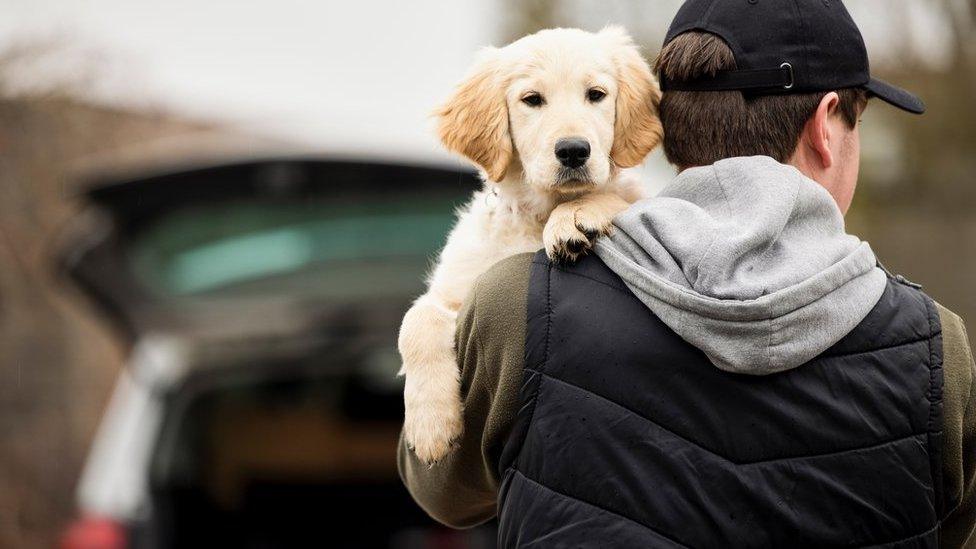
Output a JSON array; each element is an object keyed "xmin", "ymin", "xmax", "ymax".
[{"xmin": 129, "ymin": 195, "xmax": 459, "ymax": 300}]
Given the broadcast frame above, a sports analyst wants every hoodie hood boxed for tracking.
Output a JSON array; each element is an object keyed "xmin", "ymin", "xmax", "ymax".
[{"xmin": 594, "ymin": 156, "xmax": 887, "ymax": 375}]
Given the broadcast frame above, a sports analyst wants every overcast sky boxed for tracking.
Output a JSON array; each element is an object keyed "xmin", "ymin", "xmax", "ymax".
[{"xmin": 0, "ymin": 0, "xmax": 953, "ymax": 164}]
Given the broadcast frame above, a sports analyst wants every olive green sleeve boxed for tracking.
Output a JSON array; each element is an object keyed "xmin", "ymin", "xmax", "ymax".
[
  {"xmin": 397, "ymin": 253, "xmax": 535, "ymax": 528},
  {"xmin": 938, "ymin": 303, "xmax": 976, "ymax": 548}
]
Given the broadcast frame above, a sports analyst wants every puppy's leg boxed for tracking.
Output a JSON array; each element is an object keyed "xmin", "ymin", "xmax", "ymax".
[
  {"xmin": 544, "ymin": 191, "xmax": 632, "ymax": 262},
  {"xmin": 398, "ymin": 292, "xmax": 464, "ymax": 464},
  {"xmin": 398, "ymin": 195, "xmax": 496, "ymax": 464}
]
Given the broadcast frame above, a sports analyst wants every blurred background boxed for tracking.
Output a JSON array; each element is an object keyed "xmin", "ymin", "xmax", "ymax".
[{"xmin": 0, "ymin": 1, "xmax": 973, "ymax": 547}]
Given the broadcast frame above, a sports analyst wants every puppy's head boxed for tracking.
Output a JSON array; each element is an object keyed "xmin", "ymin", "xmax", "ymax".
[{"xmin": 435, "ymin": 26, "xmax": 662, "ymax": 195}]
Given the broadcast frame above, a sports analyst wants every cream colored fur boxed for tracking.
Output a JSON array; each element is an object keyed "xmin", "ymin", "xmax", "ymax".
[{"xmin": 400, "ymin": 26, "xmax": 662, "ymax": 464}]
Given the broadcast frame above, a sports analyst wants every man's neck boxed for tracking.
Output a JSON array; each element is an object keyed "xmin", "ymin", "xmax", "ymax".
[{"xmin": 675, "ymin": 155, "xmax": 845, "ymax": 215}]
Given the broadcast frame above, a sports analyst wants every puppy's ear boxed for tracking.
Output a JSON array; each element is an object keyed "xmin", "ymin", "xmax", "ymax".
[
  {"xmin": 602, "ymin": 26, "xmax": 663, "ymax": 169},
  {"xmin": 434, "ymin": 48, "xmax": 513, "ymax": 182}
]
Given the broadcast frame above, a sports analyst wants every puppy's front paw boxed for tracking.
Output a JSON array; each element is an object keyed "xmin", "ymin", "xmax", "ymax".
[
  {"xmin": 544, "ymin": 193, "xmax": 630, "ymax": 263},
  {"xmin": 573, "ymin": 200, "xmax": 618, "ymax": 241},
  {"xmin": 403, "ymin": 372, "xmax": 464, "ymax": 465},
  {"xmin": 544, "ymin": 204, "xmax": 593, "ymax": 263}
]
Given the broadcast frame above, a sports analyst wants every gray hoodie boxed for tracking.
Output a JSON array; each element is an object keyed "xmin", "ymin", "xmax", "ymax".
[{"xmin": 594, "ymin": 156, "xmax": 887, "ymax": 375}]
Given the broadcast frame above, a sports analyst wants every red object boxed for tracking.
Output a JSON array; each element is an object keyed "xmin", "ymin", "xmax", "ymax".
[{"xmin": 59, "ymin": 516, "xmax": 127, "ymax": 549}]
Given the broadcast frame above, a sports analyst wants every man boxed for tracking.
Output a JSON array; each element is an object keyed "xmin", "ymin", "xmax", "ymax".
[{"xmin": 399, "ymin": 1, "xmax": 976, "ymax": 546}]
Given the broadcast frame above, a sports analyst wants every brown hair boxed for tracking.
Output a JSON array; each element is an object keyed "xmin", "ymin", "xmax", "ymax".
[{"xmin": 654, "ymin": 32, "xmax": 868, "ymax": 169}]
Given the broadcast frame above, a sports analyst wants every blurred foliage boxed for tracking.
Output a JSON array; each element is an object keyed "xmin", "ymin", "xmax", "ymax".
[{"xmin": 856, "ymin": 0, "xmax": 976, "ymax": 215}]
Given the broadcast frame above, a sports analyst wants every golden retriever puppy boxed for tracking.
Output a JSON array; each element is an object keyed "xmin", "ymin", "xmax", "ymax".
[{"xmin": 399, "ymin": 26, "xmax": 663, "ymax": 464}]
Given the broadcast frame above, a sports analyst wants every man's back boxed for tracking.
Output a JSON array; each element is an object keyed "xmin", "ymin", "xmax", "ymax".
[{"xmin": 501, "ymin": 252, "xmax": 946, "ymax": 547}]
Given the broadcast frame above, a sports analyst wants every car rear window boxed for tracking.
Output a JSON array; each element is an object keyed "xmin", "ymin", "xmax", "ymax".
[{"xmin": 128, "ymin": 194, "xmax": 460, "ymax": 300}]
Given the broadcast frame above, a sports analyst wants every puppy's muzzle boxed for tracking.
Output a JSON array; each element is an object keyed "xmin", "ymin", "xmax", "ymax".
[{"xmin": 555, "ymin": 137, "xmax": 591, "ymax": 169}]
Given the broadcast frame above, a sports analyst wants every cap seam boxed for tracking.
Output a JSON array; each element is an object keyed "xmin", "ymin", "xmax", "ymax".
[{"xmin": 791, "ymin": 0, "xmax": 813, "ymax": 88}]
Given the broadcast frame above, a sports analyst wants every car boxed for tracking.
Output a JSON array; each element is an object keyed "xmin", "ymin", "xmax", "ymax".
[{"xmin": 57, "ymin": 157, "xmax": 496, "ymax": 548}]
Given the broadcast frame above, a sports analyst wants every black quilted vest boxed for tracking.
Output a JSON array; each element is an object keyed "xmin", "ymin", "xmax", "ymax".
[{"xmin": 497, "ymin": 252, "xmax": 946, "ymax": 548}]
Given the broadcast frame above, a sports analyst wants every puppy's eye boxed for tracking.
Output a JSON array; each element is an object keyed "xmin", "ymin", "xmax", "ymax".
[
  {"xmin": 521, "ymin": 93, "xmax": 544, "ymax": 107},
  {"xmin": 587, "ymin": 88, "xmax": 607, "ymax": 103}
]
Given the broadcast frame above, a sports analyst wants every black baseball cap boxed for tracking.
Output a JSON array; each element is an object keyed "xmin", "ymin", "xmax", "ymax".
[{"xmin": 660, "ymin": 0, "xmax": 925, "ymax": 114}]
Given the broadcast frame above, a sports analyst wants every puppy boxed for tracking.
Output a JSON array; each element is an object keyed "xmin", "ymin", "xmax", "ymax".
[{"xmin": 399, "ymin": 27, "xmax": 663, "ymax": 464}]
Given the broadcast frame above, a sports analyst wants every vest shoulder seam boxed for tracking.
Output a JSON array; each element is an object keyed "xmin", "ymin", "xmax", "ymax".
[{"xmin": 921, "ymin": 291, "xmax": 947, "ymax": 517}]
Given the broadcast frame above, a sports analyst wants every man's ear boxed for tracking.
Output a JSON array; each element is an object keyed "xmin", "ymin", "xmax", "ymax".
[
  {"xmin": 804, "ymin": 91, "xmax": 841, "ymax": 169},
  {"xmin": 601, "ymin": 26, "xmax": 663, "ymax": 169},
  {"xmin": 434, "ymin": 48, "xmax": 513, "ymax": 182}
]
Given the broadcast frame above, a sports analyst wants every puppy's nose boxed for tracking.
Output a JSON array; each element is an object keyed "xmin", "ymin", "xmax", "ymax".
[{"xmin": 555, "ymin": 138, "xmax": 591, "ymax": 169}]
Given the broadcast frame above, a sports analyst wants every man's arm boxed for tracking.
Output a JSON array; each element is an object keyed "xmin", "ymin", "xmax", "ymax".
[
  {"xmin": 938, "ymin": 304, "xmax": 976, "ymax": 548},
  {"xmin": 397, "ymin": 253, "xmax": 534, "ymax": 528}
]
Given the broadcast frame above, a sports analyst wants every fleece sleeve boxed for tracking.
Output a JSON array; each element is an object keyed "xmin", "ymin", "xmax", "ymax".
[{"xmin": 938, "ymin": 303, "xmax": 976, "ymax": 548}]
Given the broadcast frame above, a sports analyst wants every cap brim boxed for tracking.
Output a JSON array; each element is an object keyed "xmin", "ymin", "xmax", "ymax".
[{"xmin": 864, "ymin": 77, "xmax": 926, "ymax": 114}]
